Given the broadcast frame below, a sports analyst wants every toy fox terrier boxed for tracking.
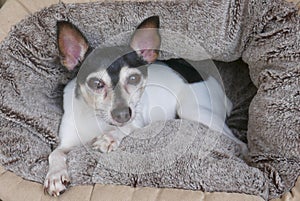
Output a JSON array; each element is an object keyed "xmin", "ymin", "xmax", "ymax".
[{"xmin": 44, "ymin": 16, "xmax": 247, "ymax": 196}]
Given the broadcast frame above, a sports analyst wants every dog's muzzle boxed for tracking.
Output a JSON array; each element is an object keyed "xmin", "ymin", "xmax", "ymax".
[{"xmin": 111, "ymin": 106, "xmax": 132, "ymax": 123}]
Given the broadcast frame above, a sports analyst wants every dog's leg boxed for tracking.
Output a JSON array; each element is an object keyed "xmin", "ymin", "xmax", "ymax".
[
  {"xmin": 92, "ymin": 132, "xmax": 122, "ymax": 153},
  {"xmin": 92, "ymin": 129, "xmax": 128, "ymax": 153},
  {"xmin": 44, "ymin": 146, "xmax": 71, "ymax": 196},
  {"xmin": 92, "ymin": 123, "xmax": 139, "ymax": 153}
]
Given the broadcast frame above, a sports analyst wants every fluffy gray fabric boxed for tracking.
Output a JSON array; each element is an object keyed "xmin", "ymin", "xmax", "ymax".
[{"xmin": 0, "ymin": 0, "xmax": 299, "ymax": 200}]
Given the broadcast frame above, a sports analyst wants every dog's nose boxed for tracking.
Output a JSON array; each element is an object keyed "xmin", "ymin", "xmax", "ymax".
[{"xmin": 111, "ymin": 106, "xmax": 132, "ymax": 123}]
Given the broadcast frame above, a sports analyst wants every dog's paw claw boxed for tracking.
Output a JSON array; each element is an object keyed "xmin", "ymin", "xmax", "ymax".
[
  {"xmin": 92, "ymin": 134, "xmax": 119, "ymax": 153},
  {"xmin": 44, "ymin": 169, "xmax": 70, "ymax": 196}
]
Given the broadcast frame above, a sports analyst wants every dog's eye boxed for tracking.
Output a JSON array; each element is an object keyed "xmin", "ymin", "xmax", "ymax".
[
  {"xmin": 128, "ymin": 74, "xmax": 141, "ymax": 85},
  {"xmin": 87, "ymin": 77, "xmax": 105, "ymax": 90}
]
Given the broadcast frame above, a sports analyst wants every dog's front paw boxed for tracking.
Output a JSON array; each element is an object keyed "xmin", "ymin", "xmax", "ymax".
[
  {"xmin": 92, "ymin": 134, "xmax": 120, "ymax": 153},
  {"xmin": 44, "ymin": 167, "xmax": 70, "ymax": 197}
]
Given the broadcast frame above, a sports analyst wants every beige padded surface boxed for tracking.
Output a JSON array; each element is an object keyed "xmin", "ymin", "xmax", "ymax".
[
  {"xmin": 0, "ymin": 0, "xmax": 299, "ymax": 200},
  {"xmin": 0, "ymin": 164, "xmax": 267, "ymax": 201}
]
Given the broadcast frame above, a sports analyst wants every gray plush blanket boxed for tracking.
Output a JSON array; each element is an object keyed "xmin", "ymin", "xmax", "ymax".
[{"xmin": 0, "ymin": 0, "xmax": 299, "ymax": 200}]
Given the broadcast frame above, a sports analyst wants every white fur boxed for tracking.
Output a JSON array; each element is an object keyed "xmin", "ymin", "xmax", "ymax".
[
  {"xmin": 138, "ymin": 63, "xmax": 239, "ymax": 143},
  {"xmin": 44, "ymin": 62, "xmax": 247, "ymax": 196}
]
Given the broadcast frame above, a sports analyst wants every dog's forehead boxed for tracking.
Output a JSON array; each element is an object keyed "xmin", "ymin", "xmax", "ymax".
[
  {"xmin": 77, "ymin": 46, "xmax": 147, "ymax": 86},
  {"xmin": 77, "ymin": 47, "xmax": 127, "ymax": 81}
]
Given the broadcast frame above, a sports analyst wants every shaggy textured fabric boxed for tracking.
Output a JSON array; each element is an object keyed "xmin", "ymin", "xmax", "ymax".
[{"xmin": 0, "ymin": 0, "xmax": 299, "ymax": 200}]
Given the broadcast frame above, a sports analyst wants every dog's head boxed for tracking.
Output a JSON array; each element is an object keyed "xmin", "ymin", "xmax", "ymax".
[{"xmin": 57, "ymin": 16, "xmax": 161, "ymax": 126}]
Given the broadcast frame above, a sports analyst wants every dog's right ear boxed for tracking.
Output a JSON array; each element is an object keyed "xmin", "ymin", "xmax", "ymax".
[
  {"xmin": 130, "ymin": 16, "xmax": 161, "ymax": 63},
  {"xmin": 57, "ymin": 21, "xmax": 89, "ymax": 71}
]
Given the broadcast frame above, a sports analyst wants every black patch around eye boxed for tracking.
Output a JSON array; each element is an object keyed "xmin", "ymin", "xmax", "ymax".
[
  {"xmin": 123, "ymin": 51, "xmax": 148, "ymax": 68},
  {"xmin": 106, "ymin": 61, "xmax": 122, "ymax": 88},
  {"xmin": 106, "ymin": 51, "xmax": 148, "ymax": 87}
]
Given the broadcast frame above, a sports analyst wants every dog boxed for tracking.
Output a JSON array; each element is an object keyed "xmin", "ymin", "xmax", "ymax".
[{"xmin": 44, "ymin": 16, "xmax": 247, "ymax": 196}]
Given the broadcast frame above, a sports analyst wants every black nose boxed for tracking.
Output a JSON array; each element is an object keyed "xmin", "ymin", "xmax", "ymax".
[{"xmin": 111, "ymin": 106, "xmax": 132, "ymax": 123}]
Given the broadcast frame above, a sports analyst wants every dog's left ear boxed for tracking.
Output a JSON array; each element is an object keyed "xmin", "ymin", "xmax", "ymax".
[
  {"xmin": 57, "ymin": 21, "xmax": 89, "ymax": 71},
  {"xmin": 130, "ymin": 16, "xmax": 161, "ymax": 63}
]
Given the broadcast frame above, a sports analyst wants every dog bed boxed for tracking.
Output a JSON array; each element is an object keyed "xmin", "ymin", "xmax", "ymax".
[{"xmin": 0, "ymin": 0, "xmax": 299, "ymax": 200}]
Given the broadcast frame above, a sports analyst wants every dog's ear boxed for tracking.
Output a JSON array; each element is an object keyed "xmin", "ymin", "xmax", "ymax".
[
  {"xmin": 130, "ymin": 16, "xmax": 161, "ymax": 63},
  {"xmin": 57, "ymin": 21, "xmax": 89, "ymax": 71}
]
